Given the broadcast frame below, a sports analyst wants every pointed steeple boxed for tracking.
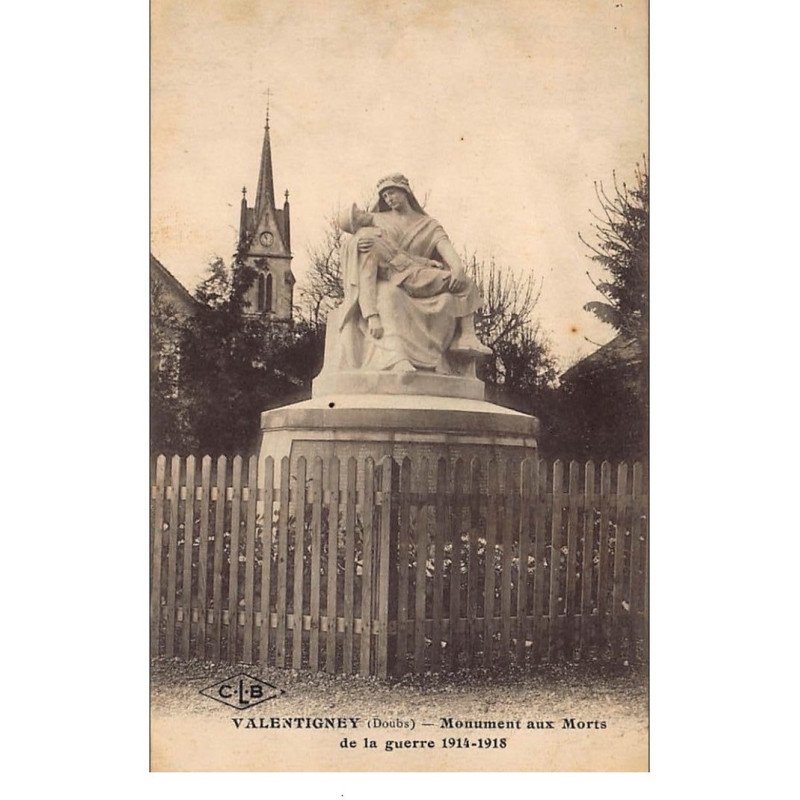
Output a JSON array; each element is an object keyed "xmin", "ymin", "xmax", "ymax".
[
  {"xmin": 254, "ymin": 106, "xmax": 274, "ymax": 224},
  {"xmin": 237, "ymin": 101, "xmax": 294, "ymax": 321}
]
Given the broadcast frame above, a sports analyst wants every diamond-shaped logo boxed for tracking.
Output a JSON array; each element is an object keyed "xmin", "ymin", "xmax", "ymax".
[{"xmin": 200, "ymin": 673, "xmax": 284, "ymax": 710}]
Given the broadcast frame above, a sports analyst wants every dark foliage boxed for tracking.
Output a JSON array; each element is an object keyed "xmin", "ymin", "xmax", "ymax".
[
  {"xmin": 547, "ymin": 159, "xmax": 649, "ymax": 462},
  {"xmin": 150, "ymin": 256, "xmax": 325, "ymax": 456},
  {"xmin": 580, "ymin": 158, "xmax": 649, "ymax": 346},
  {"xmin": 548, "ymin": 366, "xmax": 648, "ymax": 463}
]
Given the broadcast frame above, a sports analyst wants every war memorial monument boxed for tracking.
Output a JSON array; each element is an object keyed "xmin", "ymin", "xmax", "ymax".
[{"xmin": 259, "ymin": 173, "xmax": 539, "ymax": 477}]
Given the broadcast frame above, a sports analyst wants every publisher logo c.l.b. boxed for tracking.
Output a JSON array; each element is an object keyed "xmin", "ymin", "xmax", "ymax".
[{"xmin": 200, "ymin": 673, "xmax": 283, "ymax": 710}]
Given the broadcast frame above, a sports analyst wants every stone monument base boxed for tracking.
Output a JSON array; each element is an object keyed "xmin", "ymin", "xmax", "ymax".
[
  {"xmin": 259, "ymin": 393, "xmax": 539, "ymax": 490},
  {"xmin": 312, "ymin": 368, "xmax": 485, "ymax": 401}
]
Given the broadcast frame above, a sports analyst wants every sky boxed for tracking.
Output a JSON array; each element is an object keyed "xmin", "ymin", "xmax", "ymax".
[{"xmin": 151, "ymin": 0, "xmax": 648, "ymax": 369}]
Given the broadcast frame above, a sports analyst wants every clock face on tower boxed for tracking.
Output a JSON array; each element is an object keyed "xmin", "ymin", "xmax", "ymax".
[{"xmin": 259, "ymin": 231, "xmax": 274, "ymax": 247}]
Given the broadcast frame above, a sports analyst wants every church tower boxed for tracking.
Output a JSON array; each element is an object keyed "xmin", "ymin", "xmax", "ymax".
[{"xmin": 237, "ymin": 109, "xmax": 294, "ymax": 320}]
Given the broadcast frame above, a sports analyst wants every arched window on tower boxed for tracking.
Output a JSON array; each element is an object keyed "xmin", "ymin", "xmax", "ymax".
[
  {"xmin": 265, "ymin": 272, "xmax": 273, "ymax": 312},
  {"xmin": 257, "ymin": 273, "xmax": 266, "ymax": 311}
]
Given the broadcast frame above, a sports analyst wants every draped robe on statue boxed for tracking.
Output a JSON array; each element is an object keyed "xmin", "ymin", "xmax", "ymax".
[{"xmin": 329, "ymin": 211, "xmax": 482, "ymax": 373}]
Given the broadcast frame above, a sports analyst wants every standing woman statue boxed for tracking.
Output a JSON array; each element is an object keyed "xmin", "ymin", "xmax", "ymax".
[{"xmin": 329, "ymin": 173, "xmax": 490, "ymax": 374}]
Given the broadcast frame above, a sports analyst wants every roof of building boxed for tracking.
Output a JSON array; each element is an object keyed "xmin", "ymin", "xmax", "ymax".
[
  {"xmin": 150, "ymin": 254, "xmax": 201, "ymax": 317},
  {"xmin": 560, "ymin": 334, "xmax": 643, "ymax": 383}
]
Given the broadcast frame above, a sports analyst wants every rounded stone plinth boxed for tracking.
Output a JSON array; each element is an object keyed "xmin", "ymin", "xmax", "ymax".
[
  {"xmin": 312, "ymin": 369, "xmax": 485, "ymax": 401},
  {"xmin": 259, "ymin": 393, "xmax": 539, "ymax": 490}
]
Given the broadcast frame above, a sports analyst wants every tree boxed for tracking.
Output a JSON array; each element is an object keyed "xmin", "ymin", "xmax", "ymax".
[
  {"xmin": 150, "ymin": 281, "xmax": 198, "ymax": 454},
  {"xmin": 150, "ymin": 255, "xmax": 324, "ymax": 456},
  {"xmin": 580, "ymin": 157, "xmax": 649, "ymax": 345},
  {"xmin": 547, "ymin": 159, "xmax": 649, "ymax": 462},
  {"xmin": 465, "ymin": 255, "xmax": 557, "ymax": 412},
  {"xmin": 300, "ymin": 216, "xmax": 344, "ymax": 327}
]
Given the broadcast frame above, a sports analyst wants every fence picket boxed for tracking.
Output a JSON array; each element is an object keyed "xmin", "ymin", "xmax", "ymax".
[
  {"xmin": 376, "ymin": 456, "xmax": 396, "ymax": 678},
  {"xmin": 466, "ymin": 458, "xmax": 481, "ymax": 668},
  {"xmin": 342, "ymin": 457, "xmax": 357, "ymax": 675},
  {"xmin": 325, "ymin": 457, "xmax": 341, "ymax": 674},
  {"xmin": 180, "ymin": 455, "xmax": 196, "ymax": 659},
  {"xmin": 641, "ymin": 475, "xmax": 649, "ymax": 661},
  {"xmin": 546, "ymin": 460, "xmax": 564, "ymax": 662},
  {"xmin": 532, "ymin": 459, "xmax": 548, "ymax": 663},
  {"xmin": 309, "ymin": 457, "xmax": 323, "ymax": 671},
  {"xmin": 612, "ymin": 463, "xmax": 629, "ymax": 661},
  {"xmin": 597, "ymin": 461, "xmax": 613, "ymax": 653},
  {"xmin": 165, "ymin": 455, "xmax": 182, "ymax": 658},
  {"xmin": 360, "ymin": 457, "xmax": 376, "ymax": 676},
  {"xmin": 516, "ymin": 458, "xmax": 535, "ymax": 665},
  {"xmin": 447, "ymin": 459, "xmax": 466, "ymax": 671},
  {"xmin": 414, "ymin": 458, "xmax": 430, "ymax": 673},
  {"xmin": 564, "ymin": 461, "xmax": 580, "ymax": 661},
  {"xmin": 579, "ymin": 461, "xmax": 596, "ymax": 657},
  {"xmin": 211, "ymin": 456, "xmax": 228, "ymax": 661},
  {"xmin": 499, "ymin": 460, "xmax": 515, "ymax": 664},
  {"xmin": 642, "ymin": 506, "xmax": 650, "ymax": 663},
  {"xmin": 275, "ymin": 457, "xmax": 290, "ymax": 668},
  {"xmin": 226, "ymin": 456, "xmax": 243, "ymax": 661},
  {"xmin": 432, "ymin": 458, "xmax": 447, "ymax": 672},
  {"xmin": 243, "ymin": 455, "xmax": 258, "ymax": 663},
  {"xmin": 483, "ymin": 460, "xmax": 499, "ymax": 668},
  {"xmin": 259, "ymin": 457, "xmax": 274, "ymax": 667},
  {"xmin": 292, "ymin": 457, "xmax": 307, "ymax": 670},
  {"xmin": 150, "ymin": 455, "xmax": 167, "ymax": 657},
  {"xmin": 395, "ymin": 456, "xmax": 413, "ymax": 674},
  {"xmin": 628, "ymin": 462, "xmax": 644, "ymax": 663},
  {"xmin": 196, "ymin": 456, "xmax": 212, "ymax": 659}
]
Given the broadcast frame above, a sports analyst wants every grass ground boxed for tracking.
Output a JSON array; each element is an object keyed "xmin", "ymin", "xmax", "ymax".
[{"xmin": 151, "ymin": 658, "xmax": 648, "ymax": 771}]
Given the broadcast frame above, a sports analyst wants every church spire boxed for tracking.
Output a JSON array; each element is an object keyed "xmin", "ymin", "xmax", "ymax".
[
  {"xmin": 237, "ymin": 100, "xmax": 294, "ymax": 321},
  {"xmin": 254, "ymin": 104, "xmax": 274, "ymax": 224}
]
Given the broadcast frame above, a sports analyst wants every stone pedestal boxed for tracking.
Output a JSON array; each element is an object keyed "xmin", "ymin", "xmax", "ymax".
[{"xmin": 259, "ymin": 370, "xmax": 539, "ymax": 488}]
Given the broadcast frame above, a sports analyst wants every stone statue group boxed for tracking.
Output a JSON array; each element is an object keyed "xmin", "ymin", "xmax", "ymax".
[{"xmin": 325, "ymin": 173, "xmax": 491, "ymax": 379}]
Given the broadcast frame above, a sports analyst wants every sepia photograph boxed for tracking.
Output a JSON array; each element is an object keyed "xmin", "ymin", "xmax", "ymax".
[{"xmin": 150, "ymin": 0, "xmax": 649, "ymax": 771}]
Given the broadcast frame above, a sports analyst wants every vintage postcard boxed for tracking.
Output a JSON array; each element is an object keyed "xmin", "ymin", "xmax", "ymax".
[{"xmin": 150, "ymin": 0, "xmax": 648, "ymax": 771}]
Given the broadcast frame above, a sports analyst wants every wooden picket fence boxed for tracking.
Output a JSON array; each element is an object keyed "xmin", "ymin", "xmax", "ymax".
[{"xmin": 150, "ymin": 454, "xmax": 648, "ymax": 676}]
